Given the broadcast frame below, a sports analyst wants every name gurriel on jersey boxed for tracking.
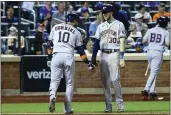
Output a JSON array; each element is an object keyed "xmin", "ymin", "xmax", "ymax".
[
  {"xmin": 55, "ymin": 25, "xmax": 75, "ymax": 34},
  {"xmin": 27, "ymin": 69, "xmax": 50, "ymax": 79}
]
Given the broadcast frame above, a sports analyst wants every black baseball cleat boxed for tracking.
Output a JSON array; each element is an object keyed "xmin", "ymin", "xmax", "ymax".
[
  {"xmin": 65, "ymin": 109, "xmax": 74, "ymax": 114},
  {"xmin": 49, "ymin": 98, "xmax": 55, "ymax": 113},
  {"xmin": 149, "ymin": 93, "xmax": 164, "ymax": 100},
  {"xmin": 141, "ymin": 90, "xmax": 148, "ymax": 100},
  {"xmin": 118, "ymin": 109, "xmax": 124, "ymax": 113},
  {"xmin": 118, "ymin": 104, "xmax": 124, "ymax": 113},
  {"xmin": 104, "ymin": 109, "xmax": 112, "ymax": 113},
  {"xmin": 104, "ymin": 103, "xmax": 112, "ymax": 113}
]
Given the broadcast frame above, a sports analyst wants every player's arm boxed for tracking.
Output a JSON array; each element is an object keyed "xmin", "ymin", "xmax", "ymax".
[
  {"xmin": 46, "ymin": 27, "xmax": 54, "ymax": 67},
  {"xmin": 76, "ymin": 32, "xmax": 94, "ymax": 70},
  {"xmin": 119, "ymin": 23, "xmax": 126, "ymax": 59},
  {"xmin": 165, "ymin": 31, "xmax": 170, "ymax": 47},
  {"xmin": 142, "ymin": 30, "xmax": 150, "ymax": 44},
  {"xmin": 120, "ymin": 37, "xmax": 125, "ymax": 58},
  {"xmin": 47, "ymin": 40, "xmax": 53, "ymax": 61},
  {"xmin": 91, "ymin": 25, "xmax": 100, "ymax": 65},
  {"xmin": 76, "ymin": 45, "xmax": 89, "ymax": 64},
  {"xmin": 119, "ymin": 23, "xmax": 126, "ymax": 68}
]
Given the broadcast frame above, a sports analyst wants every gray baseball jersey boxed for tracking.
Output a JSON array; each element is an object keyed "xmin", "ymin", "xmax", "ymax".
[
  {"xmin": 94, "ymin": 20, "xmax": 126, "ymax": 110},
  {"xmin": 95, "ymin": 20, "xmax": 126, "ymax": 50},
  {"xmin": 49, "ymin": 23, "xmax": 83, "ymax": 54},
  {"xmin": 49, "ymin": 23, "xmax": 83, "ymax": 113},
  {"xmin": 143, "ymin": 26, "xmax": 170, "ymax": 93},
  {"xmin": 143, "ymin": 26, "xmax": 169, "ymax": 52}
]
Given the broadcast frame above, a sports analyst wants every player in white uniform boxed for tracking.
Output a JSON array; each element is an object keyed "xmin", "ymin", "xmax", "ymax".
[
  {"xmin": 91, "ymin": 4, "xmax": 126, "ymax": 113},
  {"xmin": 47, "ymin": 13, "xmax": 94, "ymax": 113},
  {"xmin": 142, "ymin": 16, "xmax": 170, "ymax": 100}
]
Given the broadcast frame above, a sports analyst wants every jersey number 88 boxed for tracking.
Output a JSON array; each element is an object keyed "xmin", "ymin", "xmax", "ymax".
[{"xmin": 150, "ymin": 33, "xmax": 162, "ymax": 43}]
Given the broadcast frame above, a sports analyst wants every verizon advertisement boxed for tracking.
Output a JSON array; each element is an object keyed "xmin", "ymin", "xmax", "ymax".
[{"xmin": 20, "ymin": 56, "xmax": 66, "ymax": 92}]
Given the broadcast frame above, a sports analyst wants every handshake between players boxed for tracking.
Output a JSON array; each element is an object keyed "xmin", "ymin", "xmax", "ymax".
[{"xmin": 47, "ymin": 4, "xmax": 126, "ymax": 114}]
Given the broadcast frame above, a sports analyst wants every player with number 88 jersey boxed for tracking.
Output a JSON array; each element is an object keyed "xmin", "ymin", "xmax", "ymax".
[{"xmin": 142, "ymin": 16, "xmax": 170, "ymax": 100}]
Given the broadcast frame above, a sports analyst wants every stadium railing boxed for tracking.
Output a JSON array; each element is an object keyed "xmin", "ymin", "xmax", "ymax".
[{"xmin": 2, "ymin": 2, "xmax": 5, "ymax": 16}]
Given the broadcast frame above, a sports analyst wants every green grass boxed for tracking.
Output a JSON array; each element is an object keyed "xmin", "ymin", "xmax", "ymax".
[{"xmin": 1, "ymin": 101, "xmax": 170, "ymax": 113}]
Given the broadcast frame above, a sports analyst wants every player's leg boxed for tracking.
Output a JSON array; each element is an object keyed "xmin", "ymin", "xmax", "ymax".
[
  {"xmin": 108, "ymin": 52, "xmax": 124, "ymax": 112},
  {"xmin": 49, "ymin": 53, "xmax": 63, "ymax": 112},
  {"xmin": 100, "ymin": 53, "xmax": 112, "ymax": 112},
  {"xmin": 144, "ymin": 50, "xmax": 163, "ymax": 93},
  {"xmin": 142, "ymin": 50, "xmax": 152, "ymax": 99},
  {"xmin": 63, "ymin": 54, "xmax": 75, "ymax": 114},
  {"xmin": 149, "ymin": 51, "xmax": 163, "ymax": 99}
]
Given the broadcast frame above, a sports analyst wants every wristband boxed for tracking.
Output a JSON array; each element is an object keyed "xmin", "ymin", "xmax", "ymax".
[{"xmin": 120, "ymin": 52, "xmax": 124, "ymax": 59}]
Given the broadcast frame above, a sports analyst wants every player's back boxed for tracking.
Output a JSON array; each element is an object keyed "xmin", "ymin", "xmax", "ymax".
[
  {"xmin": 146, "ymin": 26, "xmax": 169, "ymax": 52},
  {"xmin": 50, "ymin": 23, "xmax": 82, "ymax": 54}
]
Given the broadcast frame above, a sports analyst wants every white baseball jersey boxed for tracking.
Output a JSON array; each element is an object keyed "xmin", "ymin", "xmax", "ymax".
[
  {"xmin": 49, "ymin": 23, "xmax": 83, "ymax": 54},
  {"xmin": 143, "ymin": 26, "xmax": 169, "ymax": 52},
  {"xmin": 95, "ymin": 20, "xmax": 126, "ymax": 49}
]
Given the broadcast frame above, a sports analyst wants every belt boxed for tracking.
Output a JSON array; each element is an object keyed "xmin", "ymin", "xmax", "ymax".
[{"xmin": 101, "ymin": 49, "xmax": 119, "ymax": 54}]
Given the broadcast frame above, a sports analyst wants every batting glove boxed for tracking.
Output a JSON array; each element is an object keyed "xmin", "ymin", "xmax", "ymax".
[
  {"xmin": 47, "ymin": 61, "xmax": 51, "ymax": 68},
  {"xmin": 120, "ymin": 59, "xmax": 125, "ymax": 68},
  {"xmin": 88, "ymin": 62, "xmax": 95, "ymax": 70}
]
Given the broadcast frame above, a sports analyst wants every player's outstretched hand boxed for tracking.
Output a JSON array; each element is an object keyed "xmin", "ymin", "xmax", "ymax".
[
  {"xmin": 88, "ymin": 62, "xmax": 95, "ymax": 70},
  {"xmin": 120, "ymin": 59, "xmax": 125, "ymax": 68},
  {"xmin": 47, "ymin": 61, "xmax": 51, "ymax": 68}
]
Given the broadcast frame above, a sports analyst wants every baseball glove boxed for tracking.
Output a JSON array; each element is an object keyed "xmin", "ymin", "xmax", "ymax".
[{"xmin": 120, "ymin": 59, "xmax": 125, "ymax": 68}]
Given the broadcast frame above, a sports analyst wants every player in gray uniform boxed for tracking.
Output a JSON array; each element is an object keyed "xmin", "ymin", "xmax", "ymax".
[
  {"xmin": 91, "ymin": 4, "xmax": 126, "ymax": 113},
  {"xmin": 47, "ymin": 13, "xmax": 94, "ymax": 113},
  {"xmin": 142, "ymin": 16, "xmax": 170, "ymax": 100}
]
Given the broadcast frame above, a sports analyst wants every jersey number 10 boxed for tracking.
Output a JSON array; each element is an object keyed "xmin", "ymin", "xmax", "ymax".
[
  {"xmin": 58, "ymin": 31, "xmax": 70, "ymax": 43},
  {"xmin": 150, "ymin": 33, "xmax": 161, "ymax": 43}
]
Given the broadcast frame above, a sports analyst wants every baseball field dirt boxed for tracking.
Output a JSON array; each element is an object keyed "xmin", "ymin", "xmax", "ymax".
[{"xmin": 1, "ymin": 94, "xmax": 169, "ymax": 103}]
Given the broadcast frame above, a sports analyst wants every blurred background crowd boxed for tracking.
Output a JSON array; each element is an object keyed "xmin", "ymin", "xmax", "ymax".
[{"xmin": 1, "ymin": 1, "xmax": 170, "ymax": 55}]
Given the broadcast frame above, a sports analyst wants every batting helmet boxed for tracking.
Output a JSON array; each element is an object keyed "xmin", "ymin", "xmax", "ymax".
[
  {"xmin": 102, "ymin": 4, "xmax": 114, "ymax": 14},
  {"xmin": 157, "ymin": 16, "xmax": 169, "ymax": 28},
  {"xmin": 66, "ymin": 13, "xmax": 79, "ymax": 22}
]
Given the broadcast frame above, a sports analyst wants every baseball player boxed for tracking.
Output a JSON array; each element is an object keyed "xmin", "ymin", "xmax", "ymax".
[
  {"xmin": 47, "ymin": 13, "xmax": 94, "ymax": 114},
  {"xmin": 91, "ymin": 4, "xmax": 126, "ymax": 113},
  {"xmin": 142, "ymin": 16, "xmax": 170, "ymax": 100}
]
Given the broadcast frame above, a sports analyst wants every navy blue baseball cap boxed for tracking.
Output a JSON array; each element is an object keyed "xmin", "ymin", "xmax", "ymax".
[
  {"xmin": 102, "ymin": 4, "xmax": 114, "ymax": 14},
  {"xmin": 157, "ymin": 16, "xmax": 169, "ymax": 28},
  {"xmin": 66, "ymin": 13, "xmax": 79, "ymax": 22}
]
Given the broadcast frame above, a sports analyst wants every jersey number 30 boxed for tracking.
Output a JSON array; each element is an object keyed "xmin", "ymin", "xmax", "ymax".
[
  {"xmin": 109, "ymin": 37, "xmax": 117, "ymax": 43},
  {"xmin": 58, "ymin": 31, "xmax": 70, "ymax": 43},
  {"xmin": 150, "ymin": 33, "xmax": 161, "ymax": 43}
]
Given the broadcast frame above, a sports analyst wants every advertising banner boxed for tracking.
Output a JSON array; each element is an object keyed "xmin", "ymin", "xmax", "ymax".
[{"xmin": 20, "ymin": 55, "xmax": 66, "ymax": 92}]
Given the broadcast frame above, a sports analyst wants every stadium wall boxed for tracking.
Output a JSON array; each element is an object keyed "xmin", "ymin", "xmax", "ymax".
[{"xmin": 1, "ymin": 54, "xmax": 170, "ymax": 96}]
